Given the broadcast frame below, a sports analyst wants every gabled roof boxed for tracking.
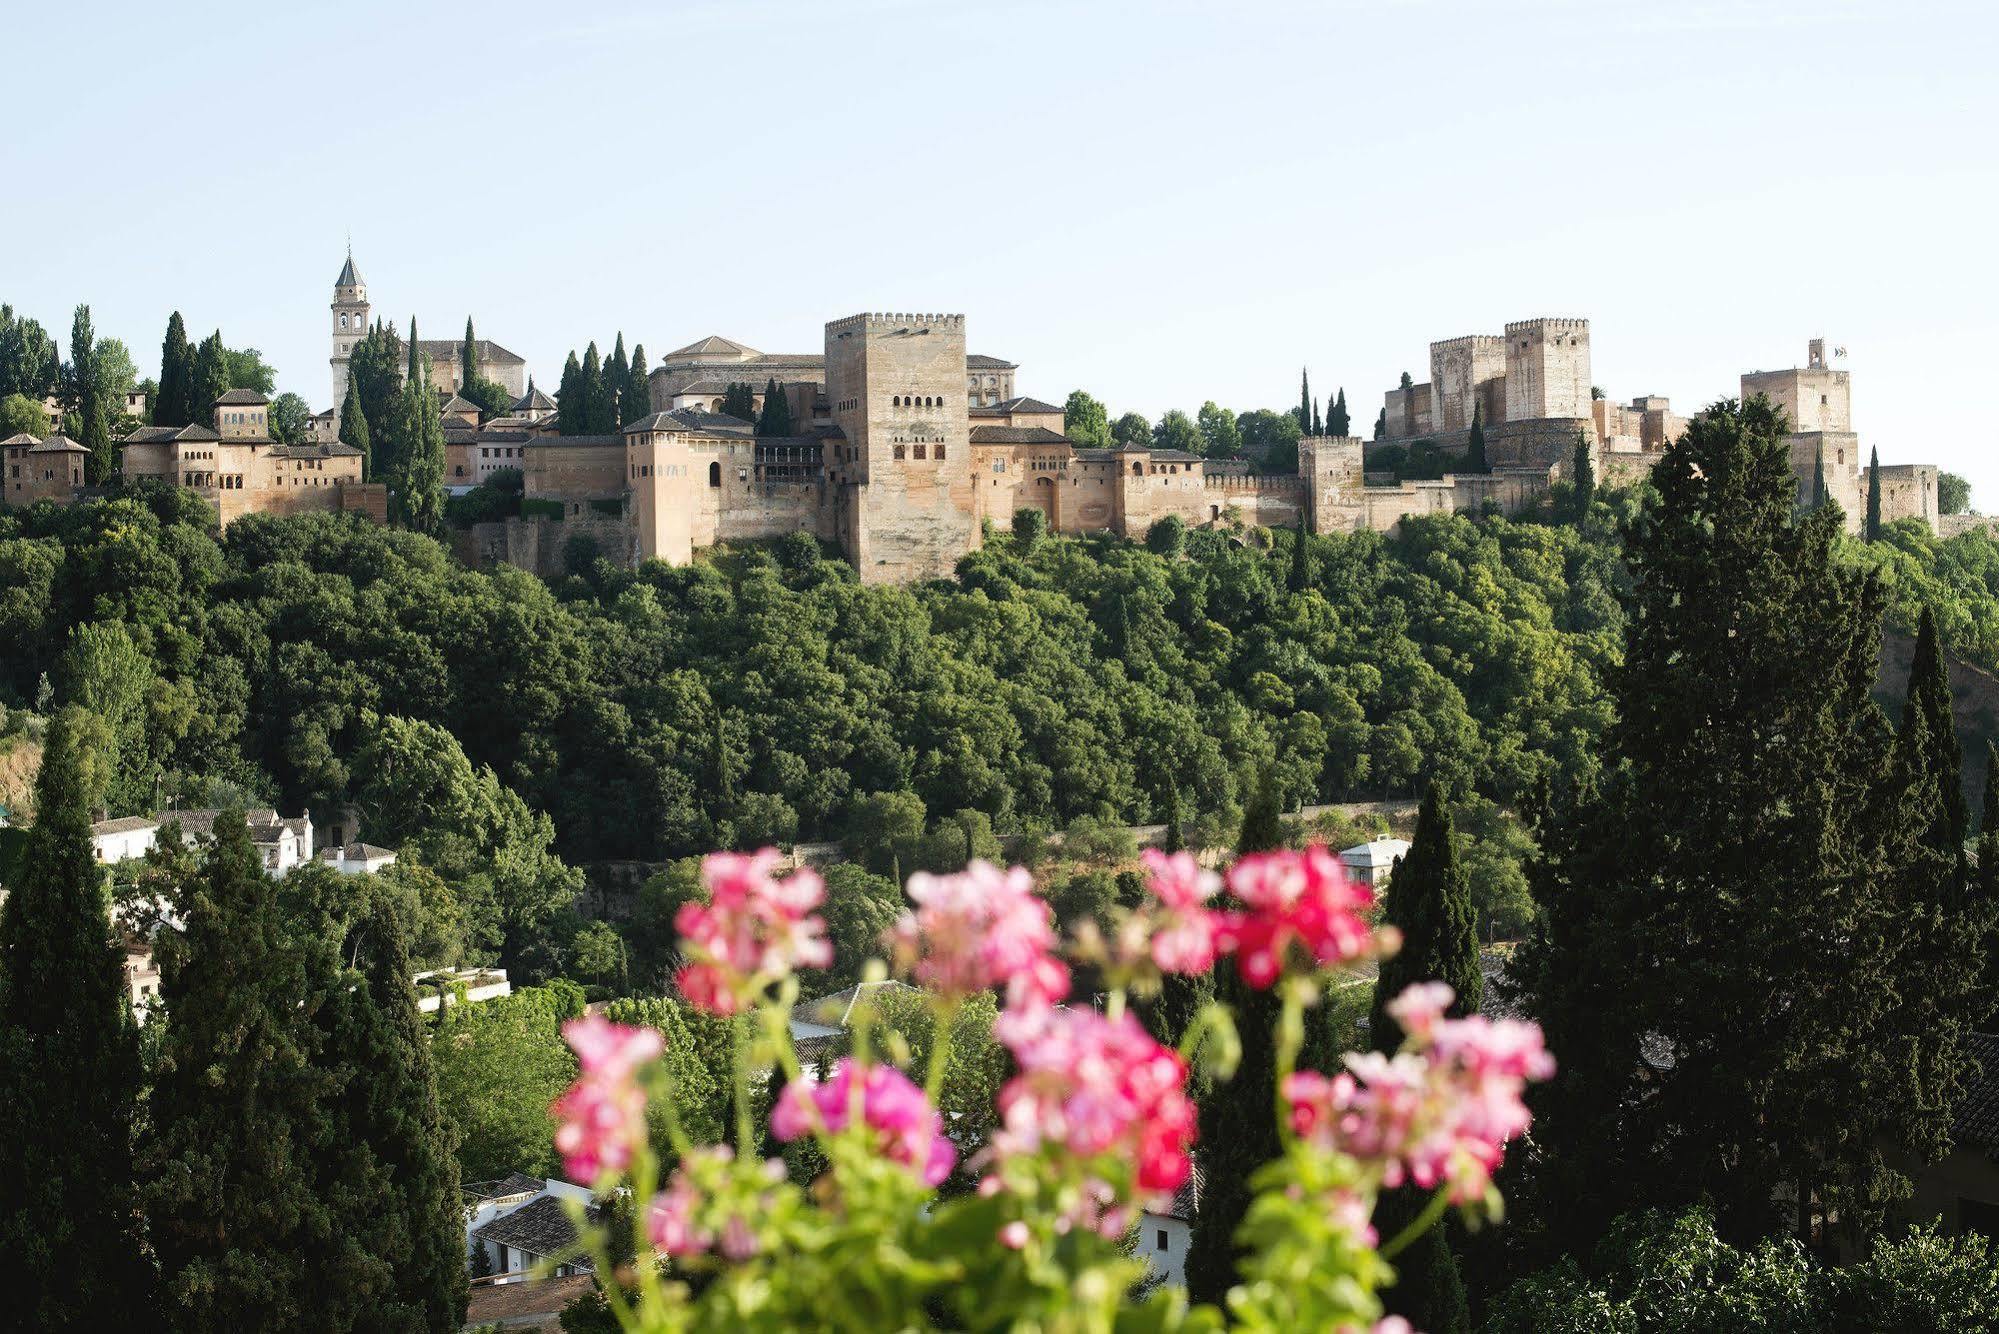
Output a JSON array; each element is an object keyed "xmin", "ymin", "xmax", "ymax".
[
  {"xmin": 30, "ymin": 434, "xmax": 88, "ymax": 453},
  {"xmin": 123, "ymin": 423, "xmax": 221, "ymax": 444},
  {"xmin": 214, "ymin": 388, "xmax": 268, "ymax": 406},
  {"xmin": 1339, "ymin": 838, "xmax": 1412, "ymax": 868},
  {"xmin": 971, "ymin": 396, "xmax": 1063, "ymax": 417},
  {"xmin": 623, "ymin": 409, "xmax": 755, "ymax": 436},
  {"xmin": 968, "ymin": 354, "xmax": 1017, "ymax": 369},
  {"xmin": 91, "ymin": 815, "xmax": 159, "ymax": 837},
  {"xmin": 438, "ymin": 393, "xmax": 481, "ymax": 414},
  {"xmin": 969, "ymin": 426, "xmax": 1073, "ymax": 447},
  {"xmin": 1149, "ymin": 449, "xmax": 1205, "ymax": 464},
  {"xmin": 0, "ymin": 433, "xmax": 40, "ymax": 447},
  {"xmin": 271, "ymin": 442, "xmax": 362, "ymax": 459},
  {"xmin": 472, "ymin": 1194, "xmax": 596, "ymax": 1268},
  {"xmin": 664, "ymin": 334, "xmax": 761, "ymax": 361},
  {"xmin": 414, "ymin": 338, "xmax": 526, "ymax": 366},
  {"xmin": 335, "ymin": 254, "xmax": 364, "ymax": 287},
  {"xmin": 463, "ymin": 1172, "xmax": 547, "ymax": 1205}
]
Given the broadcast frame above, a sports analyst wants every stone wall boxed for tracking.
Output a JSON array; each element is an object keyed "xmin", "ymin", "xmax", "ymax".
[
  {"xmin": 468, "ymin": 513, "xmax": 636, "ymax": 579},
  {"xmin": 1869, "ymin": 462, "xmax": 1939, "ymax": 530},
  {"xmin": 1483, "ymin": 416, "xmax": 1593, "ymax": 470}
]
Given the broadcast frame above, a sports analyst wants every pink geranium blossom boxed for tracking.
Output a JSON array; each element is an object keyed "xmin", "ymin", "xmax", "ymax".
[
  {"xmin": 988, "ymin": 1005, "xmax": 1197, "ymax": 1221},
  {"xmin": 647, "ymin": 1145, "xmax": 784, "ymax": 1260},
  {"xmin": 675, "ymin": 849, "xmax": 832, "ymax": 1015},
  {"xmin": 553, "ymin": 1019, "xmax": 664, "ymax": 1183},
  {"xmin": 1220, "ymin": 845, "xmax": 1381, "ymax": 988},
  {"xmin": 890, "ymin": 861, "xmax": 1069, "ymax": 1010},
  {"xmin": 1137, "ymin": 848, "xmax": 1227, "ymax": 974},
  {"xmin": 1283, "ymin": 983, "xmax": 1554, "ymax": 1202},
  {"xmin": 771, "ymin": 1059, "xmax": 957, "ymax": 1186}
]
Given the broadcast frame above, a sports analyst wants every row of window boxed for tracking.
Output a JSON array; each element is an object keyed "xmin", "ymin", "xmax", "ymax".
[
  {"xmin": 480, "ymin": 446, "xmax": 521, "ymax": 460},
  {"xmin": 892, "ymin": 395, "xmax": 944, "ymax": 408},
  {"xmin": 890, "ymin": 444, "xmax": 948, "ymax": 460}
]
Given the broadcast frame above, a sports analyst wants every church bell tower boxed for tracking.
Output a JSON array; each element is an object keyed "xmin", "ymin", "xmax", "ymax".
[{"xmin": 330, "ymin": 249, "xmax": 370, "ymax": 418}]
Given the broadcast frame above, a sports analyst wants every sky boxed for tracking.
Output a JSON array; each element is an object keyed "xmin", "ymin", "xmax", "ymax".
[{"xmin": 7, "ymin": 0, "xmax": 1997, "ymax": 498}]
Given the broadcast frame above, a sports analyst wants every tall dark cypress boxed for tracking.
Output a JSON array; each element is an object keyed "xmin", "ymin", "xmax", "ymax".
[
  {"xmin": 1288, "ymin": 510, "xmax": 1312, "ymax": 593},
  {"xmin": 756, "ymin": 376, "xmax": 794, "ymax": 436},
  {"xmin": 1330, "ymin": 387, "xmax": 1350, "ymax": 437},
  {"xmin": 1465, "ymin": 404, "xmax": 1487, "ymax": 473},
  {"xmin": 155, "ymin": 310, "xmax": 192, "ymax": 426},
  {"xmin": 1902, "ymin": 608, "xmax": 1967, "ymax": 854},
  {"xmin": 581, "ymin": 342, "xmax": 609, "ymax": 434},
  {"xmin": 1571, "ymin": 430, "xmax": 1595, "ymax": 516},
  {"xmin": 1866, "ymin": 444, "xmax": 1883, "ymax": 541},
  {"xmin": 1367, "ymin": 798, "xmax": 1477, "ymax": 1334},
  {"xmin": 1811, "ymin": 440, "xmax": 1829, "ymax": 511},
  {"xmin": 1186, "ymin": 773, "xmax": 1286, "ymax": 1304},
  {"xmin": 0, "ymin": 709, "xmax": 150, "ymax": 1328},
  {"xmin": 460, "ymin": 316, "xmax": 479, "ymax": 394},
  {"xmin": 1311, "ymin": 396, "xmax": 1323, "ymax": 436},
  {"xmin": 69, "ymin": 304, "xmax": 114, "ymax": 482},
  {"xmin": 141, "ymin": 810, "xmax": 333, "ymax": 1332},
  {"xmin": 1979, "ymin": 743, "xmax": 1999, "ymax": 1024},
  {"xmin": 625, "ymin": 343, "xmax": 651, "ymax": 425},
  {"xmin": 557, "ymin": 351, "xmax": 584, "ymax": 435},
  {"xmin": 339, "ymin": 376, "xmax": 371, "ymax": 481},
  {"xmin": 189, "ymin": 331, "xmax": 227, "ymax": 422},
  {"xmin": 606, "ymin": 333, "xmax": 630, "ymax": 421},
  {"xmin": 1298, "ymin": 368, "xmax": 1311, "ymax": 433}
]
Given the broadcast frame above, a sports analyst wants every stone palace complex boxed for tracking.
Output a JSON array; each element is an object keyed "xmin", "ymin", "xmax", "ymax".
[{"xmin": 0, "ymin": 253, "xmax": 1949, "ymax": 582}]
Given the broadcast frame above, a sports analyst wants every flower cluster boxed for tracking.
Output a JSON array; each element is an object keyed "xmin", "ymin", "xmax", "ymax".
[
  {"xmin": 675, "ymin": 849, "xmax": 832, "ymax": 1015},
  {"xmin": 772, "ymin": 1059, "xmax": 957, "ymax": 1187},
  {"xmin": 647, "ymin": 1145, "xmax": 785, "ymax": 1261},
  {"xmin": 1136, "ymin": 848, "xmax": 1226, "ymax": 974},
  {"xmin": 989, "ymin": 1005, "xmax": 1197, "ymax": 1215},
  {"xmin": 1284, "ymin": 982, "xmax": 1555, "ymax": 1203},
  {"xmin": 890, "ymin": 861, "xmax": 1068, "ymax": 1010},
  {"xmin": 1220, "ymin": 845, "xmax": 1385, "ymax": 988},
  {"xmin": 554, "ymin": 1016, "xmax": 664, "ymax": 1183}
]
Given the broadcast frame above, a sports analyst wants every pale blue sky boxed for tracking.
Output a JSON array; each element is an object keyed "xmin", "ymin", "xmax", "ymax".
[{"xmin": 7, "ymin": 0, "xmax": 1996, "ymax": 498}]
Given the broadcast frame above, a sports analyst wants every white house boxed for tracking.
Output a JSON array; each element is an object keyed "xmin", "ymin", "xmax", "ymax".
[
  {"xmin": 320, "ymin": 841, "xmax": 398, "ymax": 875},
  {"xmin": 1138, "ymin": 1170, "xmax": 1200, "ymax": 1287},
  {"xmin": 90, "ymin": 815, "xmax": 160, "ymax": 865},
  {"xmin": 416, "ymin": 967, "xmax": 513, "ymax": 1013},
  {"xmin": 1338, "ymin": 837, "xmax": 1412, "ymax": 889},
  {"xmin": 464, "ymin": 1175, "xmax": 599, "ymax": 1280}
]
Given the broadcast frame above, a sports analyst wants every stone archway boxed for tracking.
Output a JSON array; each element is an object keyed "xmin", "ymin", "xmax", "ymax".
[{"xmin": 1032, "ymin": 474, "xmax": 1060, "ymax": 531}]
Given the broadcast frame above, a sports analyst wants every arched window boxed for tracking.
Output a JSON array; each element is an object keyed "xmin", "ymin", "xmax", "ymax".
[
  {"xmin": 708, "ymin": 461, "xmax": 721, "ymax": 488},
  {"xmin": 1132, "ymin": 462, "xmax": 1143, "ymax": 476}
]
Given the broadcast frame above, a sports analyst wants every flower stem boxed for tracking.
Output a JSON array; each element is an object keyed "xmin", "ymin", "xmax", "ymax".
[
  {"xmin": 924, "ymin": 995, "xmax": 960, "ymax": 1105},
  {"xmin": 1273, "ymin": 978, "xmax": 1307, "ymax": 1145},
  {"xmin": 731, "ymin": 1013, "xmax": 754, "ymax": 1156},
  {"xmin": 1379, "ymin": 1183, "xmax": 1454, "ymax": 1261}
]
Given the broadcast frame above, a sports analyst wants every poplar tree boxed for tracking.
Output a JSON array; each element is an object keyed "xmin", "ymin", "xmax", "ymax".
[
  {"xmin": 1368, "ymin": 786, "xmax": 1477, "ymax": 1334},
  {"xmin": 142, "ymin": 810, "xmax": 334, "ymax": 1333},
  {"xmin": 155, "ymin": 310, "xmax": 192, "ymax": 426},
  {"xmin": 1514, "ymin": 397, "xmax": 1963, "ymax": 1257},
  {"xmin": 1866, "ymin": 444, "xmax": 1883, "ymax": 541},
  {"xmin": 756, "ymin": 376, "xmax": 794, "ymax": 436},
  {"xmin": 0, "ymin": 709, "xmax": 149, "ymax": 1328},
  {"xmin": 339, "ymin": 376, "xmax": 371, "ymax": 480},
  {"xmin": 1186, "ymin": 773, "xmax": 1287, "ymax": 1304},
  {"xmin": 1466, "ymin": 404, "xmax": 1487, "ymax": 473},
  {"xmin": 625, "ymin": 343, "xmax": 651, "ymax": 425},
  {"xmin": 1330, "ymin": 387, "xmax": 1350, "ymax": 437}
]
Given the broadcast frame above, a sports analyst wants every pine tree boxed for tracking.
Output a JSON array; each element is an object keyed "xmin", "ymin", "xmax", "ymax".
[
  {"xmin": 155, "ymin": 311, "xmax": 192, "ymax": 426},
  {"xmin": 625, "ymin": 343, "xmax": 651, "ymax": 426},
  {"xmin": 1571, "ymin": 430, "xmax": 1595, "ymax": 517},
  {"xmin": 557, "ymin": 351, "xmax": 584, "ymax": 435},
  {"xmin": 1288, "ymin": 510, "xmax": 1312, "ymax": 594},
  {"xmin": 1297, "ymin": 368, "xmax": 1312, "ymax": 433},
  {"xmin": 339, "ymin": 376, "xmax": 371, "ymax": 480},
  {"xmin": 1867, "ymin": 445, "xmax": 1883, "ymax": 541},
  {"xmin": 756, "ymin": 376, "xmax": 795, "ymax": 436},
  {"xmin": 189, "ymin": 330, "xmax": 228, "ymax": 423},
  {"xmin": 1330, "ymin": 388, "xmax": 1350, "ymax": 438},
  {"xmin": 1186, "ymin": 772, "xmax": 1286, "ymax": 1304},
  {"xmin": 305, "ymin": 890, "xmax": 469, "ymax": 1330},
  {"xmin": 1513, "ymin": 396, "xmax": 1964, "ymax": 1257},
  {"xmin": 1465, "ymin": 404, "xmax": 1487, "ymax": 474},
  {"xmin": 142, "ymin": 809, "xmax": 334, "ymax": 1332},
  {"xmin": 0, "ymin": 709, "xmax": 150, "ymax": 1327},
  {"xmin": 460, "ymin": 316, "xmax": 479, "ymax": 395}
]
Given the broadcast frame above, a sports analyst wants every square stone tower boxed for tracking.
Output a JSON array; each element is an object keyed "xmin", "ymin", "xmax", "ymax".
[
  {"xmin": 1430, "ymin": 335, "xmax": 1507, "ymax": 433},
  {"xmin": 825, "ymin": 313, "xmax": 980, "ymax": 582},
  {"xmin": 330, "ymin": 253, "xmax": 369, "ymax": 417},
  {"xmin": 1504, "ymin": 318, "xmax": 1591, "ymax": 421}
]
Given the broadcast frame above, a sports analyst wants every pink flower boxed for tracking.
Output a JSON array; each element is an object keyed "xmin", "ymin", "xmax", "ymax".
[
  {"xmin": 989, "ymin": 1006, "xmax": 1197, "ymax": 1215},
  {"xmin": 998, "ymin": 1220, "xmax": 1030, "ymax": 1250},
  {"xmin": 1283, "ymin": 984, "xmax": 1554, "ymax": 1203},
  {"xmin": 771, "ymin": 1060, "xmax": 956, "ymax": 1186},
  {"xmin": 564, "ymin": 1015, "xmax": 665, "ymax": 1079},
  {"xmin": 552, "ymin": 1018, "xmax": 666, "ymax": 1183},
  {"xmin": 674, "ymin": 849, "xmax": 832, "ymax": 1015},
  {"xmin": 646, "ymin": 1146, "xmax": 785, "ymax": 1260},
  {"xmin": 1219, "ymin": 846, "xmax": 1380, "ymax": 988},
  {"xmin": 1138, "ymin": 849, "xmax": 1227, "ymax": 974},
  {"xmin": 890, "ymin": 861, "xmax": 1069, "ymax": 1011}
]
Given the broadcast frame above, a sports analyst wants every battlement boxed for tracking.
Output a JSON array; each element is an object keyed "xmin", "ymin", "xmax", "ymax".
[
  {"xmin": 1504, "ymin": 317, "xmax": 1589, "ymax": 336},
  {"xmin": 1431, "ymin": 334, "xmax": 1505, "ymax": 352},
  {"xmin": 827, "ymin": 313, "xmax": 966, "ymax": 334}
]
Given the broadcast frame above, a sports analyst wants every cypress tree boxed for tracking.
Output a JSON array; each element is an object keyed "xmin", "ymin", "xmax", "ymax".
[
  {"xmin": 1330, "ymin": 387, "xmax": 1350, "ymax": 437},
  {"xmin": 1186, "ymin": 772, "xmax": 1286, "ymax": 1304},
  {"xmin": 1866, "ymin": 445, "xmax": 1883, "ymax": 541},
  {"xmin": 189, "ymin": 330, "xmax": 227, "ymax": 423},
  {"xmin": 756, "ymin": 376, "xmax": 794, "ymax": 436},
  {"xmin": 1513, "ymin": 396, "xmax": 1956, "ymax": 1256},
  {"xmin": 557, "ymin": 351, "xmax": 584, "ymax": 435},
  {"xmin": 1810, "ymin": 440, "xmax": 1829, "ymax": 511},
  {"xmin": 460, "ymin": 316, "xmax": 479, "ymax": 394},
  {"xmin": 1902, "ymin": 608, "xmax": 1967, "ymax": 854},
  {"xmin": 1571, "ymin": 430, "xmax": 1595, "ymax": 516},
  {"xmin": 1465, "ymin": 404, "xmax": 1487, "ymax": 473},
  {"xmin": 69, "ymin": 304, "xmax": 113, "ymax": 483},
  {"xmin": 1164, "ymin": 778, "xmax": 1184, "ymax": 854},
  {"xmin": 606, "ymin": 333, "xmax": 629, "ymax": 415},
  {"xmin": 1368, "ymin": 787, "xmax": 1477, "ymax": 1334},
  {"xmin": 722, "ymin": 381, "xmax": 757, "ymax": 421},
  {"xmin": 305, "ymin": 890, "xmax": 469, "ymax": 1330},
  {"xmin": 1374, "ymin": 407, "xmax": 1387, "ymax": 441},
  {"xmin": 581, "ymin": 342, "xmax": 609, "ymax": 434},
  {"xmin": 396, "ymin": 346, "xmax": 447, "ymax": 534},
  {"xmin": 625, "ymin": 344, "xmax": 650, "ymax": 425},
  {"xmin": 1311, "ymin": 396, "xmax": 1323, "ymax": 436},
  {"xmin": 1288, "ymin": 510, "xmax": 1312, "ymax": 593},
  {"xmin": 1297, "ymin": 368, "xmax": 1311, "ymax": 433},
  {"xmin": 155, "ymin": 310, "xmax": 192, "ymax": 426},
  {"xmin": 1979, "ymin": 743, "xmax": 1999, "ymax": 1024},
  {"xmin": 142, "ymin": 810, "xmax": 334, "ymax": 1332},
  {"xmin": 0, "ymin": 708, "xmax": 150, "ymax": 1328},
  {"xmin": 338, "ymin": 375, "xmax": 371, "ymax": 481}
]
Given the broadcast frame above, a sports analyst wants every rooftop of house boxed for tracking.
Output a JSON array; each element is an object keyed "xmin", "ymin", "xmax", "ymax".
[
  {"xmin": 1339, "ymin": 837, "xmax": 1412, "ymax": 868},
  {"xmin": 472, "ymin": 1193, "xmax": 597, "ymax": 1269},
  {"xmin": 1958, "ymin": 1032, "xmax": 1999, "ymax": 1157},
  {"xmin": 970, "ymin": 396, "xmax": 1063, "ymax": 417},
  {"xmin": 90, "ymin": 815, "xmax": 158, "ymax": 836},
  {"xmin": 27, "ymin": 434, "xmax": 88, "ymax": 454},
  {"xmin": 415, "ymin": 337, "xmax": 525, "ymax": 366},
  {"xmin": 623, "ymin": 409, "xmax": 756, "ymax": 436},
  {"xmin": 213, "ymin": 388, "xmax": 268, "ymax": 406},
  {"xmin": 969, "ymin": 426, "xmax": 1073, "ymax": 447},
  {"xmin": 512, "ymin": 383, "xmax": 557, "ymax": 412},
  {"xmin": 322, "ymin": 842, "xmax": 396, "ymax": 862},
  {"xmin": 463, "ymin": 1171, "xmax": 548, "ymax": 1205},
  {"xmin": 123, "ymin": 423, "xmax": 222, "ymax": 444}
]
